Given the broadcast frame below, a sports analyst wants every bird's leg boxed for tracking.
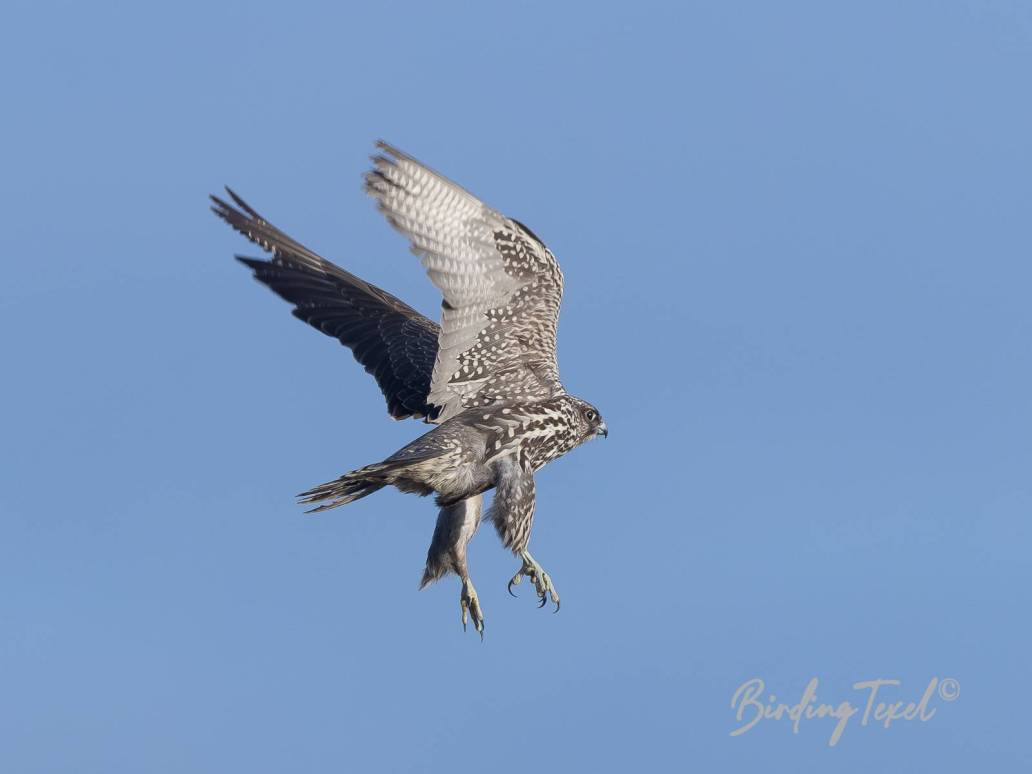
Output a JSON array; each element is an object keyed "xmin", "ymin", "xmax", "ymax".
[
  {"xmin": 422, "ymin": 496, "xmax": 485, "ymax": 637},
  {"xmin": 460, "ymin": 575, "xmax": 485, "ymax": 638},
  {"xmin": 508, "ymin": 550, "xmax": 560, "ymax": 611},
  {"xmin": 487, "ymin": 461, "xmax": 558, "ymax": 611}
]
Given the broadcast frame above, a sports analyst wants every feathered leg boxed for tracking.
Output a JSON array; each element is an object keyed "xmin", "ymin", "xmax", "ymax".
[
  {"xmin": 488, "ymin": 458, "xmax": 559, "ymax": 611},
  {"xmin": 421, "ymin": 495, "xmax": 485, "ymax": 636}
]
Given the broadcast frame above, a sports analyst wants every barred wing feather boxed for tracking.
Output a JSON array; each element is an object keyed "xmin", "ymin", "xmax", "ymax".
[{"xmin": 364, "ymin": 142, "xmax": 566, "ymax": 422}]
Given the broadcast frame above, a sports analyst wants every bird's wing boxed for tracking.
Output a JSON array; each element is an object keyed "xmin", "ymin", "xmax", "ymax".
[
  {"xmin": 211, "ymin": 188, "xmax": 441, "ymax": 421},
  {"xmin": 364, "ymin": 142, "xmax": 566, "ymax": 423}
]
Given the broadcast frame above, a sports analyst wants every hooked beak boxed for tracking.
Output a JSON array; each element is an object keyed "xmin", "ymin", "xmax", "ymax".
[{"xmin": 597, "ymin": 421, "xmax": 608, "ymax": 439}]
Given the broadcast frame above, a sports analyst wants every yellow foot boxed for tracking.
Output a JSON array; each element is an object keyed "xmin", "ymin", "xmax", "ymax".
[
  {"xmin": 460, "ymin": 577, "xmax": 485, "ymax": 639},
  {"xmin": 507, "ymin": 550, "xmax": 560, "ymax": 612}
]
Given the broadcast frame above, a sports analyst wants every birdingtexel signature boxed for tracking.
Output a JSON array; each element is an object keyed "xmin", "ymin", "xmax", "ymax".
[{"xmin": 729, "ymin": 676, "xmax": 960, "ymax": 746}]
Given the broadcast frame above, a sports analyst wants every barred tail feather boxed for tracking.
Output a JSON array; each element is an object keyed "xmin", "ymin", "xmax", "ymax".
[{"xmin": 298, "ymin": 461, "xmax": 400, "ymax": 513}]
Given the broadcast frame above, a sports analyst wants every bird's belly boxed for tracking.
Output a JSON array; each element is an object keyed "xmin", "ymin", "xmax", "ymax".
[{"xmin": 410, "ymin": 458, "xmax": 493, "ymax": 501}]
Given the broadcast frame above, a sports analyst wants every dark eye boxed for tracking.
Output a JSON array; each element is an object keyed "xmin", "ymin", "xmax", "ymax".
[{"xmin": 585, "ymin": 409, "xmax": 597, "ymax": 421}]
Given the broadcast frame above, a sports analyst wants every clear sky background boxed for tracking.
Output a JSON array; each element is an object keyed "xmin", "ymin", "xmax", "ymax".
[{"xmin": 2, "ymin": 1, "xmax": 1029, "ymax": 771}]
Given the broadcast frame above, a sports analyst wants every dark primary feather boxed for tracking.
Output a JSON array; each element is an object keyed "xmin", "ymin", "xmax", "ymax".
[{"xmin": 211, "ymin": 188, "xmax": 441, "ymax": 421}]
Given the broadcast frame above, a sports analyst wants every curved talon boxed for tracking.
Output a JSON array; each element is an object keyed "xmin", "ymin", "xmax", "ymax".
[
  {"xmin": 460, "ymin": 578, "xmax": 485, "ymax": 637},
  {"xmin": 509, "ymin": 551, "xmax": 561, "ymax": 616}
]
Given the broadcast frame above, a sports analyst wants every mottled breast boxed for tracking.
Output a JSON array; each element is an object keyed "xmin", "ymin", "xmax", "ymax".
[{"xmin": 469, "ymin": 397, "xmax": 584, "ymax": 472}]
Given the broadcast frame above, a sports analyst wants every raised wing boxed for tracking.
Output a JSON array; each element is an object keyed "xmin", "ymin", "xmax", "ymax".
[
  {"xmin": 211, "ymin": 188, "xmax": 440, "ymax": 421},
  {"xmin": 364, "ymin": 142, "xmax": 566, "ymax": 422}
]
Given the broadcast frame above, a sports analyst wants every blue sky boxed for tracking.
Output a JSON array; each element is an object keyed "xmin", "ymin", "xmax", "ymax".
[{"xmin": 2, "ymin": 1, "xmax": 1030, "ymax": 771}]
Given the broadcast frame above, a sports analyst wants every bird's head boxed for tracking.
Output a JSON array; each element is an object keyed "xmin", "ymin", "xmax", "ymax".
[{"xmin": 568, "ymin": 396, "xmax": 608, "ymax": 442}]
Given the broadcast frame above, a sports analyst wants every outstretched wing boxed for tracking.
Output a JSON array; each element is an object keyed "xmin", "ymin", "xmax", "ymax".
[
  {"xmin": 211, "ymin": 188, "xmax": 440, "ymax": 421},
  {"xmin": 364, "ymin": 142, "xmax": 566, "ymax": 423}
]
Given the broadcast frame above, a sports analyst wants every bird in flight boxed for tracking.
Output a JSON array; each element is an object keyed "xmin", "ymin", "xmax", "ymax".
[{"xmin": 211, "ymin": 142, "xmax": 607, "ymax": 637}]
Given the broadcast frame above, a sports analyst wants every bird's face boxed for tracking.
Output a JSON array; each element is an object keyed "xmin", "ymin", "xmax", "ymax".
[{"xmin": 572, "ymin": 398, "xmax": 608, "ymax": 442}]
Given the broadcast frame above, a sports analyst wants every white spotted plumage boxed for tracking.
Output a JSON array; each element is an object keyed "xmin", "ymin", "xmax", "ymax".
[
  {"xmin": 218, "ymin": 142, "xmax": 606, "ymax": 635},
  {"xmin": 364, "ymin": 141, "xmax": 565, "ymax": 423}
]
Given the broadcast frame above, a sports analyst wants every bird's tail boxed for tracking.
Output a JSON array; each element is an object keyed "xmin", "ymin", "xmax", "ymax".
[{"xmin": 298, "ymin": 460, "xmax": 408, "ymax": 513}]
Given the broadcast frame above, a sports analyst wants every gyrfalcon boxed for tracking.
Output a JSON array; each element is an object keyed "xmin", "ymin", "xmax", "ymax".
[{"xmin": 211, "ymin": 142, "xmax": 607, "ymax": 636}]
